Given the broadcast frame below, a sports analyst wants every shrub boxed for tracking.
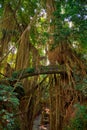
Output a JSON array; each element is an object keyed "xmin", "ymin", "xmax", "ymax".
[
  {"xmin": 0, "ymin": 84, "xmax": 19, "ymax": 130},
  {"xmin": 67, "ymin": 104, "xmax": 87, "ymax": 130}
]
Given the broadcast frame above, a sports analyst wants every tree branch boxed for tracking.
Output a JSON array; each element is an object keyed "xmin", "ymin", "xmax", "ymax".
[
  {"xmin": 12, "ymin": 65, "xmax": 66, "ymax": 80},
  {"xmin": 0, "ymin": 65, "xmax": 66, "ymax": 85}
]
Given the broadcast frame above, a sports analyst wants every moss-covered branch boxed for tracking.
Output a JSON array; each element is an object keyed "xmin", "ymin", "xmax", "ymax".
[
  {"xmin": 0, "ymin": 65, "xmax": 65, "ymax": 84},
  {"xmin": 12, "ymin": 65, "xmax": 65, "ymax": 79}
]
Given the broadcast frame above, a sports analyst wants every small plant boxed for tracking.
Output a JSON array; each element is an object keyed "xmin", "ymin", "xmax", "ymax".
[{"xmin": 0, "ymin": 84, "xmax": 19, "ymax": 130}]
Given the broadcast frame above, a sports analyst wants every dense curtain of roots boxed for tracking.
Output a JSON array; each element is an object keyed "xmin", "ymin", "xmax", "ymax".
[
  {"xmin": 0, "ymin": 3, "xmax": 17, "ymax": 77},
  {"xmin": 47, "ymin": 41, "xmax": 86, "ymax": 129},
  {"xmin": 15, "ymin": 19, "xmax": 41, "ymax": 129}
]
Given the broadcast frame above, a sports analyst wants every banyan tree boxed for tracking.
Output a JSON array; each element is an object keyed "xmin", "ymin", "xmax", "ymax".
[{"xmin": 0, "ymin": 0, "xmax": 87, "ymax": 130}]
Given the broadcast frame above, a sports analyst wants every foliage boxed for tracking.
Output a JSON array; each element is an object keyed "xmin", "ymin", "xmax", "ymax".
[
  {"xmin": 75, "ymin": 74, "xmax": 87, "ymax": 96},
  {"xmin": 14, "ymin": 82, "xmax": 25, "ymax": 99},
  {"xmin": 67, "ymin": 104, "xmax": 87, "ymax": 130},
  {"xmin": 0, "ymin": 84, "xmax": 19, "ymax": 130},
  {"xmin": 53, "ymin": 0, "xmax": 87, "ymax": 49}
]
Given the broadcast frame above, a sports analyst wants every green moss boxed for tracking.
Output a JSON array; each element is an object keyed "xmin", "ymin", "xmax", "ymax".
[
  {"xmin": 24, "ymin": 68, "xmax": 35, "ymax": 73},
  {"xmin": 12, "ymin": 71, "xmax": 20, "ymax": 78},
  {"xmin": 12, "ymin": 68, "xmax": 35, "ymax": 79}
]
